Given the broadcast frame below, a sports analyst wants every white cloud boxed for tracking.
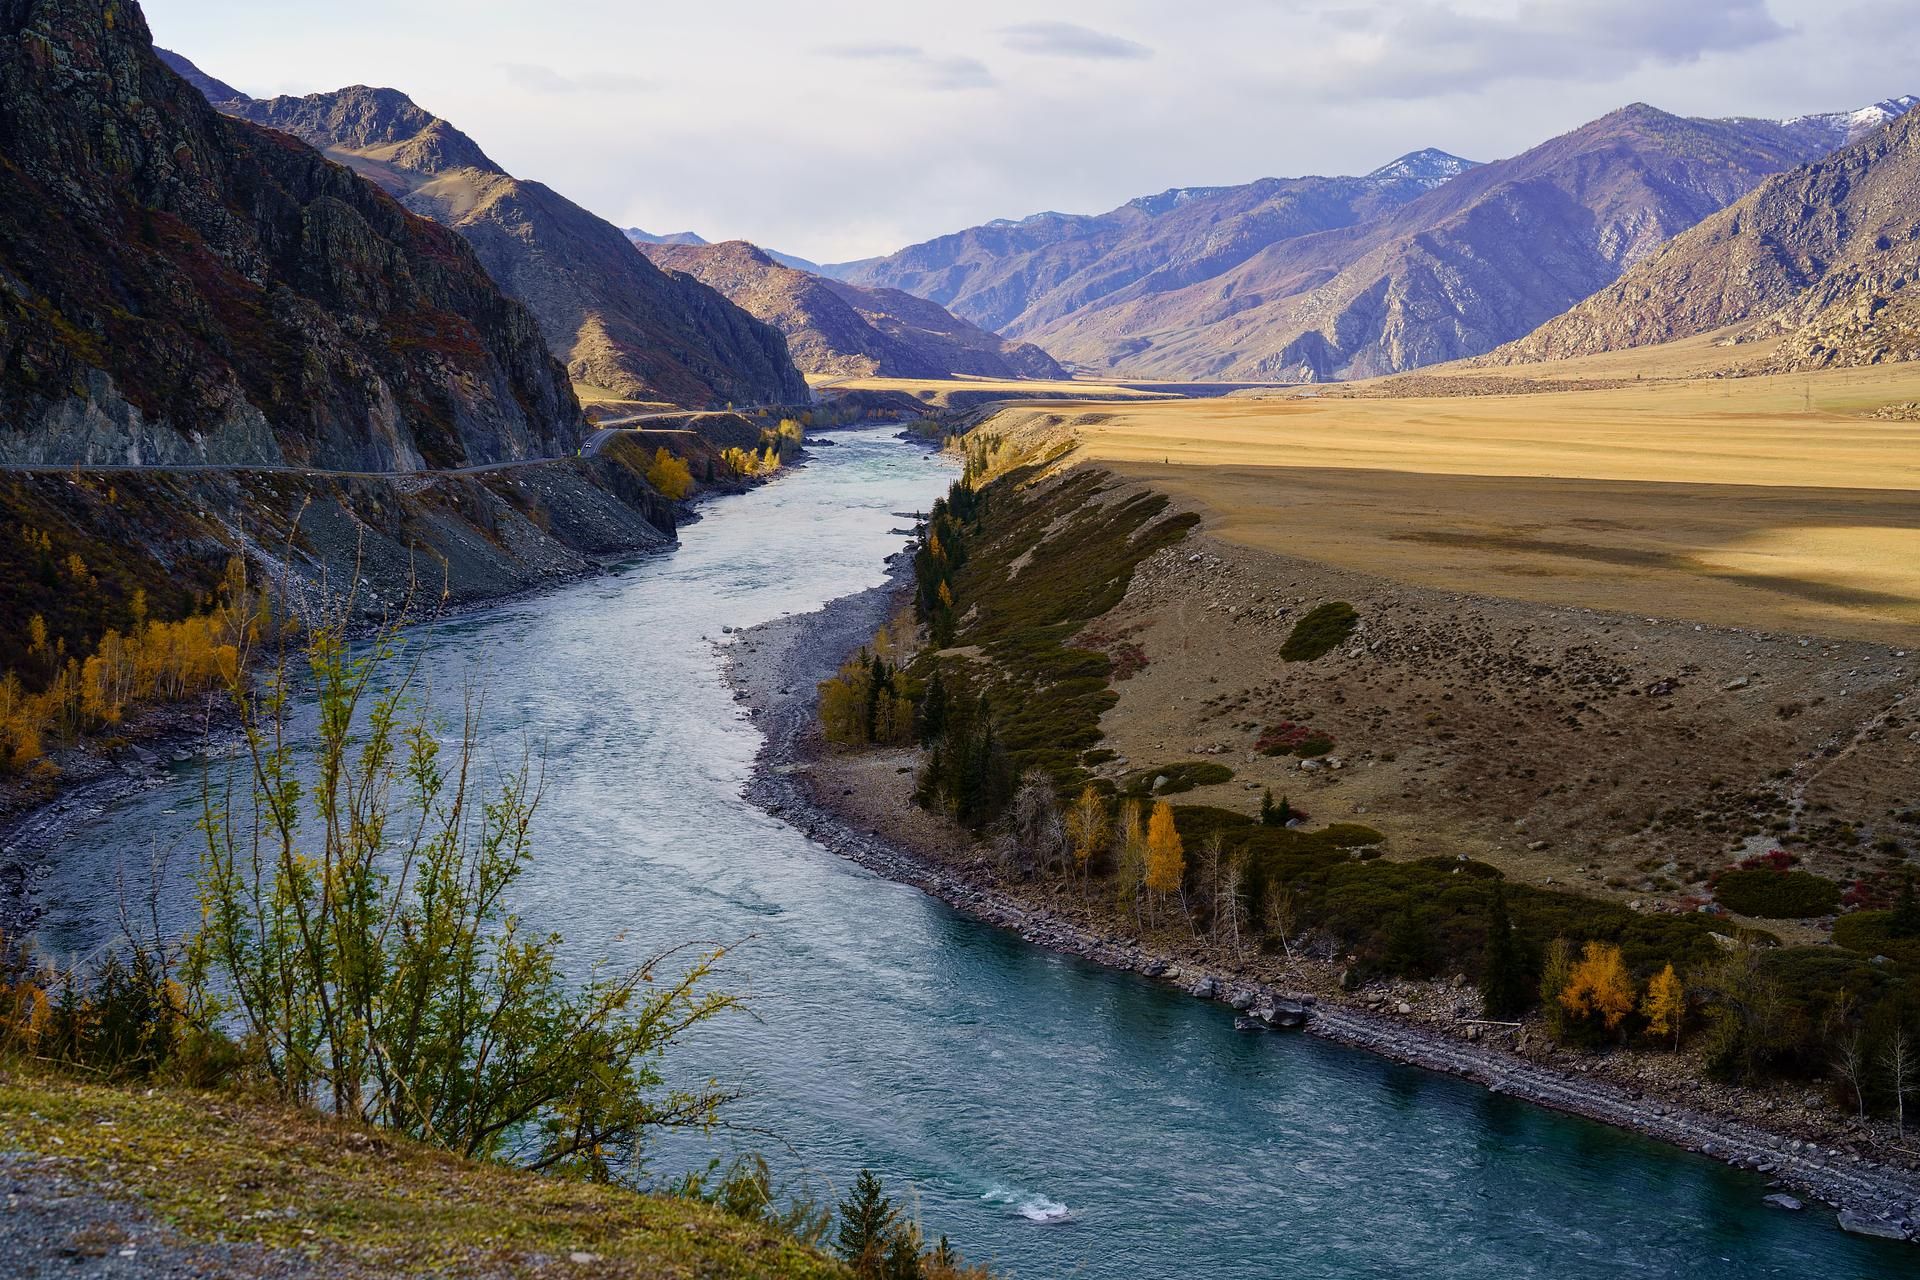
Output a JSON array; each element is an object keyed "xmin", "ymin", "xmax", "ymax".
[
  {"xmin": 1001, "ymin": 21, "xmax": 1151, "ymax": 60},
  {"xmin": 817, "ymin": 41, "xmax": 995, "ymax": 90}
]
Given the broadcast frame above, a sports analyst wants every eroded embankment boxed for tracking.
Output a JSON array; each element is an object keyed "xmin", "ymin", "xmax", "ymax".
[{"xmin": 725, "ymin": 443, "xmax": 1920, "ymax": 1244}]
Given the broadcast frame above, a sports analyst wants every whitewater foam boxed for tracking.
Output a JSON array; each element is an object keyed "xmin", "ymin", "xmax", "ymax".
[{"xmin": 981, "ymin": 1184, "xmax": 1072, "ymax": 1223}]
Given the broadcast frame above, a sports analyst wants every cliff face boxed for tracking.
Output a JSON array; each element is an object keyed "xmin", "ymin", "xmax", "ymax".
[
  {"xmin": 1497, "ymin": 107, "xmax": 1920, "ymax": 371},
  {"xmin": 0, "ymin": 0, "xmax": 586, "ymax": 469},
  {"xmin": 214, "ymin": 84, "xmax": 809, "ymax": 410},
  {"xmin": 643, "ymin": 241, "xmax": 1066, "ymax": 380}
]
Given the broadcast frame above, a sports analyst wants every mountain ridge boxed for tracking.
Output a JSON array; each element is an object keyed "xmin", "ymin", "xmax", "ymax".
[
  {"xmin": 187, "ymin": 75, "xmax": 808, "ymax": 409},
  {"xmin": 0, "ymin": 2, "xmax": 583, "ymax": 470},
  {"xmin": 1491, "ymin": 103, "xmax": 1920, "ymax": 371},
  {"xmin": 639, "ymin": 241, "xmax": 1066, "ymax": 380}
]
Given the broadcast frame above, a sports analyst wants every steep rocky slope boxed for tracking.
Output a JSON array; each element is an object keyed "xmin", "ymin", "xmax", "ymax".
[
  {"xmin": 836, "ymin": 150, "xmax": 1476, "ymax": 342},
  {"xmin": 0, "ymin": 0, "xmax": 583, "ymax": 469},
  {"xmin": 643, "ymin": 241, "xmax": 1065, "ymax": 380},
  {"xmin": 1497, "ymin": 106, "xmax": 1920, "ymax": 371},
  {"xmin": 204, "ymin": 83, "xmax": 807, "ymax": 409}
]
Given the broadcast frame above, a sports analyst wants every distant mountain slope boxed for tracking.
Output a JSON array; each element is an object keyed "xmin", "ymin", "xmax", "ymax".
[
  {"xmin": 1037, "ymin": 107, "xmax": 1890, "ymax": 379},
  {"xmin": 838, "ymin": 149, "xmax": 1477, "ymax": 344},
  {"xmin": 848, "ymin": 102, "xmax": 1909, "ymax": 381},
  {"xmin": 625, "ymin": 228, "xmax": 820, "ymax": 273},
  {"xmin": 154, "ymin": 46, "xmax": 246, "ymax": 105},
  {"xmin": 0, "ymin": 1, "xmax": 581, "ymax": 470},
  {"xmin": 200, "ymin": 83, "xmax": 807, "ymax": 409},
  {"xmin": 1495, "ymin": 105, "xmax": 1920, "ymax": 372},
  {"xmin": 640, "ymin": 241, "xmax": 1066, "ymax": 380}
]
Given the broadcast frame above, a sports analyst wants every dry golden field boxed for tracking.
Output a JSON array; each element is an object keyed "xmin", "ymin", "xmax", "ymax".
[{"xmin": 1009, "ymin": 362, "xmax": 1920, "ymax": 644}]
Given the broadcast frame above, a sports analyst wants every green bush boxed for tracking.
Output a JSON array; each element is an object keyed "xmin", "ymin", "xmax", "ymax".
[
  {"xmin": 1319, "ymin": 823, "xmax": 1386, "ymax": 848},
  {"xmin": 1833, "ymin": 910, "xmax": 1920, "ymax": 965},
  {"xmin": 1120, "ymin": 761, "xmax": 1234, "ymax": 796},
  {"xmin": 1280, "ymin": 602, "xmax": 1358, "ymax": 662},
  {"xmin": 1712, "ymin": 868, "xmax": 1842, "ymax": 918}
]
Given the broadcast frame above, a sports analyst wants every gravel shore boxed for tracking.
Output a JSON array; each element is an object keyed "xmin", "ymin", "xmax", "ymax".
[{"xmin": 723, "ymin": 567, "xmax": 1920, "ymax": 1246}]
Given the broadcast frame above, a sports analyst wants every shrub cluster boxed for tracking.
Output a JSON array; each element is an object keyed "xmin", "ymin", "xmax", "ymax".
[{"xmin": 1280, "ymin": 601, "xmax": 1358, "ymax": 662}]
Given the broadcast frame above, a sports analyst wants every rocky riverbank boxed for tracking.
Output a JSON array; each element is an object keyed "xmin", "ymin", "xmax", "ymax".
[{"xmin": 724, "ymin": 575, "xmax": 1920, "ymax": 1246}]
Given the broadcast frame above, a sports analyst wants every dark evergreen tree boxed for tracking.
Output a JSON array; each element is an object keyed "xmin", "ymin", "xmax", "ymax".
[
  {"xmin": 918, "ymin": 668, "xmax": 948, "ymax": 742},
  {"xmin": 835, "ymin": 1169, "xmax": 897, "ymax": 1274},
  {"xmin": 1481, "ymin": 883, "xmax": 1530, "ymax": 1018},
  {"xmin": 882, "ymin": 1229, "xmax": 924, "ymax": 1280},
  {"xmin": 1382, "ymin": 907, "xmax": 1432, "ymax": 977},
  {"xmin": 1892, "ymin": 871, "xmax": 1920, "ymax": 939}
]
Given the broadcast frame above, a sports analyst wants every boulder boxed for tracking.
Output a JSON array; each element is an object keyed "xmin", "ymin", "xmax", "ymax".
[
  {"xmin": 1761, "ymin": 1194, "xmax": 1802, "ymax": 1212},
  {"xmin": 1837, "ymin": 1210, "xmax": 1909, "ymax": 1240}
]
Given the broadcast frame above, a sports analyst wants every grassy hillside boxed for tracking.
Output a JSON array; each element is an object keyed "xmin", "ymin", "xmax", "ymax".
[{"xmin": 0, "ymin": 1065, "xmax": 845, "ymax": 1278}]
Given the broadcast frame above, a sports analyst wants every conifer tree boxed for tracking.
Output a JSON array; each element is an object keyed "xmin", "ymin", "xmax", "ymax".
[
  {"xmin": 1891, "ymin": 871, "xmax": 1920, "ymax": 939},
  {"xmin": 1480, "ymin": 883, "xmax": 1529, "ymax": 1019},
  {"xmin": 835, "ymin": 1170, "xmax": 897, "ymax": 1274}
]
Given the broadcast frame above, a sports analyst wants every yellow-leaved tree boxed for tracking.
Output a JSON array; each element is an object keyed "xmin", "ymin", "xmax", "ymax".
[
  {"xmin": 1064, "ymin": 785, "xmax": 1109, "ymax": 889},
  {"xmin": 1145, "ymin": 799, "xmax": 1184, "ymax": 921},
  {"xmin": 1560, "ymin": 941, "xmax": 1636, "ymax": 1036},
  {"xmin": 645, "ymin": 446, "xmax": 693, "ymax": 500},
  {"xmin": 1641, "ymin": 962, "xmax": 1686, "ymax": 1050}
]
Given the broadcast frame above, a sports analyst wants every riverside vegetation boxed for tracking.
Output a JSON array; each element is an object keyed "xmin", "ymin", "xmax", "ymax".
[
  {"xmin": 0, "ymin": 572, "xmax": 992, "ymax": 1279},
  {"xmin": 816, "ymin": 462, "xmax": 1920, "ymax": 1137}
]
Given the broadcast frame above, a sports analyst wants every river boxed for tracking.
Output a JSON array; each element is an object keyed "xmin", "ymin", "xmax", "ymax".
[{"xmin": 29, "ymin": 429, "xmax": 1912, "ymax": 1278}]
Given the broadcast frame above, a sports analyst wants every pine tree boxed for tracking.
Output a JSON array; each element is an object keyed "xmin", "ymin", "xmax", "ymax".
[
  {"xmin": 1480, "ymin": 884, "xmax": 1529, "ymax": 1019},
  {"xmin": 918, "ymin": 669, "xmax": 947, "ymax": 742},
  {"xmin": 1260, "ymin": 788, "xmax": 1277, "ymax": 826},
  {"xmin": 1891, "ymin": 871, "xmax": 1920, "ymax": 939},
  {"xmin": 835, "ymin": 1170, "xmax": 897, "ymax": 1274}
]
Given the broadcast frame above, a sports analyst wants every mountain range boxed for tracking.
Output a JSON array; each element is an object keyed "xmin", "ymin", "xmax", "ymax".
[
  {"xmin": 160, "ymin": 54, "xmax": 808, "ymax": 410},
  {"xmin": 0, "ymin": 0, "xmax": 580, "ymax": 470},
  {"xmin": 640, "ymin": 241, "xmax": 1065, "ymax": 381},
  {"xmin": 1494, "ymin": 101, "xmax": 1920, "ymax": 373},
  {"xmin": 839, "ymin": 99, "xmax": 1916, "ymax": 381}
]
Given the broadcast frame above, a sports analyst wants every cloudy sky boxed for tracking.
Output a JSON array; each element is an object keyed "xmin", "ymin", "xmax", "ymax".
[{"xmin": 145, "ymin": 0, "xmax": 1918, "ymax": 264}]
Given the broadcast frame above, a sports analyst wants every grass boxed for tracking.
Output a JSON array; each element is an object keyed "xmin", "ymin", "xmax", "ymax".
[
  {"xmin": 929, "ymin": 467, "xmax": 1198, "ymax": 787},
  {"xmin": 1028, "ymin": 360, "xmax": 1920, "ymax": 642},
  {"xmin": 0, "ymin": 1065, "xmax": 845, "ymax": 1279}
]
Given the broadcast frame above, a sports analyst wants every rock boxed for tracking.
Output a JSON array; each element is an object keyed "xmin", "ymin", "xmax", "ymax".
[
  {"xmin": 1722, "ymin": 676, "xmax": 1750, "ymax": 691},
  {"xmin": 1395, "ymin": 1002, "xmax": 1413, "ymax": 1015},
  {"xmin": 1189, "ymin": 976, "xmax": 1220, "ymax": 1000},
  {"xmin": 1837, "ymin": 1210, "xmax": 1909, "ymax": 1240},
  {"xmin": 1762, "ymin": 1193, "xmax": 1802, "ymax": 1212}
]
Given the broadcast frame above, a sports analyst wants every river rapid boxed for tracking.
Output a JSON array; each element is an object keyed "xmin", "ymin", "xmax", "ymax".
[{"xmin": 29, "ymin": 429, "xmax": 1913, "ymax": 1278}]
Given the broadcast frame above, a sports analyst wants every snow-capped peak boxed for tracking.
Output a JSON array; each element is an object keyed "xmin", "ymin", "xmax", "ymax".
[
  {"xmin": 1363, "ymin": 148, "xmax": 1477, "ymax": 187},
  {"xmin": 1779, "ymin": 95, "xmax": 1918, "ymax": 145}
]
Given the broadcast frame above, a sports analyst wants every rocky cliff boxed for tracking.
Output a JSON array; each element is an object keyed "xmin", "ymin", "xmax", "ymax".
[
  {"xmin": 643, "ymin": 241, "xmax": 1065, "ymax": 380},
  {"xmin": 1496, "ymin": 106, "xmax": 1920, "ymax": 372},
  {"xmin": 209, "ymin": 83, "xmax": 810, "ymax": 409},
  {"xmin": 0, "ymin": 0, "xmax": 584, "ymax": 469}
]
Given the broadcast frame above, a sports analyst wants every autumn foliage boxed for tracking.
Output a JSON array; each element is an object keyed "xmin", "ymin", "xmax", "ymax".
[
  {"xmin": 0, "ymin": 557, "xmax": 262, "ymax": 773},
  {"xmin": 1559, "ymin": 941, "xmax": 1636, "ymax": 1035}
]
